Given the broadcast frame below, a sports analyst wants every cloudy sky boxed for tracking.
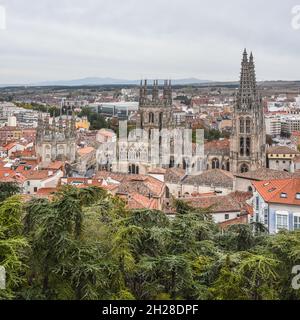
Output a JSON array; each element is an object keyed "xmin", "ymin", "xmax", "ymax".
[{"xmin": 0, "ymin": 0, "xmax": 300, "ymax": 83}]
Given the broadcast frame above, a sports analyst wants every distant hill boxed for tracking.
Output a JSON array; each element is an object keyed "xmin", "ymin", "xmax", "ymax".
[{"xmin": 31, "ymin": 77, "xmax": 212, "ymax": 87}]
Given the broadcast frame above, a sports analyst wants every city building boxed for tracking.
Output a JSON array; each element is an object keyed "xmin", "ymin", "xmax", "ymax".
[
  {"xmin": 265, "ymin": 115, "xmax": 282, "ymax": 136},
  {"xmin": 252, "ymin": 178, "xmax": 300, "ymax": 234},
  {"xmin": 267, "ymin": 146, "xmax": 299, "ymax": 172}
]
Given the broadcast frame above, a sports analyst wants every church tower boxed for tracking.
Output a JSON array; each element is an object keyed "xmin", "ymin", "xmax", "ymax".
[
  {"xmin": 36, "ymin": 110, "xmax": 77, "ymax": 164},
  {"xmin": 230, "ymin": 49, "xmax": 266, "ymax": 174},
  {"xmin": 137, "ymin": 80, "xmax": 173, "ymax": 138}
]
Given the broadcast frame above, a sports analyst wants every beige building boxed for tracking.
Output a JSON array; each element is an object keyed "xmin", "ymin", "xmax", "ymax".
[{"xmin": 267, "ymin": 146, "xmax": 299, "ymax": 172}]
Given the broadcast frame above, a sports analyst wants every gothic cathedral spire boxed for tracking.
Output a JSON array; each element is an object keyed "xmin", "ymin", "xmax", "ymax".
[{"xmin": 230, "ymin": 49, "xmax": 266, "ymax": 175}]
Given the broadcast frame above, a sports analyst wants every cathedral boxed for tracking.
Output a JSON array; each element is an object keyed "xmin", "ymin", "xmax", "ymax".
[
  {"xmin": 109, "ymin": 50, "xmax": 267, "ymax": 176},
  {"xmin": 112, "ymin": 80, "xmax": 189, "ymax": 174},
  {"xmin": 36, "ymin": 112, "xmax": 77, "ymax": 164}
]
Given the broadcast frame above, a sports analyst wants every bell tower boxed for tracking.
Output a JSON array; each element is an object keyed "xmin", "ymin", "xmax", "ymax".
[{"xmin": 230, "ymin": 49, "xmax": 266, "ymax": 174}]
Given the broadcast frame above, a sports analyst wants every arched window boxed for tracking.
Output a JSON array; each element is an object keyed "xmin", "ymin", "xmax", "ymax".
[
  {"xmin": 128, "ymin": 147, "xmax": 135, "ymax": 161},
  {"xmin": 240, "ymin": 138, "xmax": 245, "ymax": 156},
  {"xmin": 246, "ymin": 118, "xmax": 251, "ymax": 134},
  {"xmin": 129, "ymin": 164, "xmax": 139, "ymax": 175},
  {"xmin": 240, "ymin": 163, "xmax": 249, "ymax": 173},
  {"xmin": 149, "ymin": 112, "xmax": 154, "ymax": 124},
  {"xmin": 246, "ymin": 137, "xmax": 251, "ymax": 157},
  {"xmin": 166, "ymin": 187, "xmax": 170, "ymax": 199},
  {"xmin": 212, "ymin": 158, "xmax": 220, "ymax": 169},
  {"xmin": 240, "ymin": 118, "xmax": 245, "ymax": 133},
  {"xmin": 159, "ymin": 112, "xmax": 163, "ymax": 128},
  {"xmin": 226, "ymin": 161, "xmax": 230, "ymax": 172}
]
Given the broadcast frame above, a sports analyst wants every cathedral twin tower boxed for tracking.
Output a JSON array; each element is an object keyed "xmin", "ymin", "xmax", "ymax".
[{"xmin": 136, "ymin": 49, "xmax": 266, "ymax": 175}]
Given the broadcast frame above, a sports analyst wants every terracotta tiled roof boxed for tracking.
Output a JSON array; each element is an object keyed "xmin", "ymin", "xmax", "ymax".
[
  {"xmin": 182, "ymin": 169, "xmax": 234, "ymax": 189},
  {"xmin": 183, "ymin": 192, "xmax": 252, "ymax": 214},
  {"xmin": 3, "ymin": 143, "xmax": 16, "ymax": 151},
  {"xmin": 95, "ymin": 171, "xmax": 128, "ymax": 183},
  {"xmin": 205, "ymin": 139, "xmax": 230, "ymax": 156},
  {"xmin": 267, "ymin": 146, "xmax": 299, "ymax": 155},
  {"xmin": 0, "ymin": 170, "xmax": 26, "ymax": 183},
  {"xmin": 165, "ymin": 168, "xmax": 186, "ymax": 183},
  {"xmin": 253, "ymin": 178, "xmax": 300, "ymax": 205},
  {"xmin": 22, "ymin": 170, "xmax": 58, "ymax": 180},
  {"xmin": 118, "ymin": 175, "xmax": 165, "ymax": 198},
  {"xmin": 148, "ymin": 168, "xmax": 166, "ymax": 175},
  {"xmin": 219, "ymin": 215, "xmax": 249, "ymax": 229},
  {"xmin": 41, "ymin": 161, "xmax": 64, "ymax": 170},
  {"xmin": 77, "ymin": 147, "xmax": 95, "ymax": 156},
  {"xmin": 235, "ymin": 168, "xmax": 293, "ymax": 181},
  {"xmin": 120, "ymin": 193, "xmax": 159, "ymax": 210}
]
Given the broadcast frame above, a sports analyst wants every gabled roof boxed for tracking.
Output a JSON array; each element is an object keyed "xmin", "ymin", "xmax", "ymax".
[
  {"xmin": 267, "ymin": 146, "xmax": 300, "ymax": 155},
  {"xmin": 182, "ymin": 169, "xmax": 234, "ymax": 189},
  {"xmin": 165, "ymin": 167, "xmax": 186, "ymax": 183},
  {"xmin": 253, "ymin": 178, "xmax": 300, "ymax": 205},
  {"xmin": 235, "ymin": 168, "xmax": 293, "ymax": 181},
  {"xmin": 183, "ymin": 192, "xmax": 252, "ymax": 214}
]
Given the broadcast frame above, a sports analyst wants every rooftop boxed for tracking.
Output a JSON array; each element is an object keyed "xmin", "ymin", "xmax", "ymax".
[
  {"xmin": 182, "ymin": 169, "xmax": 234, "ymax": 189},
  {"xmin": 235, "ymin": 168, "xmax": 293, "ymax": 181},
  {"xmin": 253, "ymin": 178, "xmax": 300, "ymax": 206}
]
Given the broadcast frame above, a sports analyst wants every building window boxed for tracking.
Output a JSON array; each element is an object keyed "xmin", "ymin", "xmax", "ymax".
[
  {"xmin": 240, "ymin": 163, "xmax": 249, "ymax": 173},
  {"xmin": 280, "ymin": 193, "xmax": 288, "ymax": 199},
  {"xmin": 276, "ymin": 214, "xmax": 289, "ymax": 231},
  {"xmin": 240, "ymin": 138, "xmax": 245, "ymax": 156},
  {"xmin": 34, "ymin": 187, "xmax": 38, "ymax": 193},
  {"xmin": 264, "ymin": 208, "xmax": 268, "ymax": 226},
  {"xmin": 240, "ymin": 118, "xmax": 245, "ymax": 133},
  {"xmin": 294, "ymin": 216, "xmax": 300, "ymax": 230},
  {"xmin": 225, "ymin": 214, "xmax": 230, "ymax": 220},
  {"xmin": 246, "ymin": 137, "xmax": 251, "ymax": 157},
  {"xmin": 256, "ymin": 196, "xmax": 259, "ymax": 211},
  {"xmin": 129, "ymin": 164, "xmax": 139, "ymax": 175},
  {"xmin": 212, "ymin": 158, "xmax": 220, "ymax": 169},
  {"xmin": 149, "ymin": 112, "xmax": 154, "ymax": 124},
  {"xmin": 246, "ymin": 119, "xmax": 251, "ymax": 134}
]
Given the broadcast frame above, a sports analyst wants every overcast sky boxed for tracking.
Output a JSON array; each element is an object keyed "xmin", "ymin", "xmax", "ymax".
[{"xmin": 0, "ymin": 0, "xmax": 300, "ymax": 83}]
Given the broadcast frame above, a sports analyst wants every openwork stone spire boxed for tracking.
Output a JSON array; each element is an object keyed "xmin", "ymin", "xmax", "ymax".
[{"xmin": 237, "ymin": 49, "xmax": 258, "ymax": 112}]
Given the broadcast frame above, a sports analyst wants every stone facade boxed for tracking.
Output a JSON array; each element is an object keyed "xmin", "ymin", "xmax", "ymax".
[
  {"xmin": 112, "ymin": 80, "xmax": 194, "ymax": 175},
  {"xmin": 230, "ymin": 49, "xmax": 266, "ymax": 174},
  {"xmin": 36, "ymin": 113, "xmax": 77, "ymax": 164}
]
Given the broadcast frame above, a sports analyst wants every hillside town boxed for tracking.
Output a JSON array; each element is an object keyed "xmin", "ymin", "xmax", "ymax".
[{"xmin": 1, "ymin": 50, "xmax": 300, "ymax": 235}]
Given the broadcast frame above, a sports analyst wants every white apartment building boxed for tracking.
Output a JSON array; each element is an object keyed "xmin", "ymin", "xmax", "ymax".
[
  {"xmin": 281, "ymin": 115, "xmax": 300, "ymax": 135},
  {"xmin": 265, "ymin": 115, "xmax": 282, "ymax": 136}
]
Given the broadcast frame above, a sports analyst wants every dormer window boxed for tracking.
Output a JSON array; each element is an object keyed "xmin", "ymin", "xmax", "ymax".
[
  {"xmin": 296, "ymin": 193, "xmax": 300, "ymax": 200},
  {"xmin": 280, "ymin": 193, "xmax": 288, "ymax": 199}
]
